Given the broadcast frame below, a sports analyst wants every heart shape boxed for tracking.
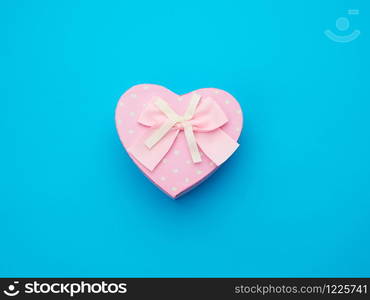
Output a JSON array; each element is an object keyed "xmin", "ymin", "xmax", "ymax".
[{"xmin": 115, "ymin": 84, "xmax": 243, "ymax": 198}]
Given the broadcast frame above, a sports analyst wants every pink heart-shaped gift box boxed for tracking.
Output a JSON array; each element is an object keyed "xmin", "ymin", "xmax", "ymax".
[{"xmin": 115, "ymin": 84, "xmax": 243, "ymax": 198}]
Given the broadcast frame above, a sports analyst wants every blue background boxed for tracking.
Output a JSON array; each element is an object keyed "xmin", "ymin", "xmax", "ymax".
[{"xmin": 1, "ymin": 0, "xmax": 369, "ymax": 277}]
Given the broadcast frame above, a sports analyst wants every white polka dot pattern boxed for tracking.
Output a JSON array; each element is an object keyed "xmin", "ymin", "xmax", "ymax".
[{"xmin": 115, "ymin": 84, "xmax": 243, "ymax": 198}]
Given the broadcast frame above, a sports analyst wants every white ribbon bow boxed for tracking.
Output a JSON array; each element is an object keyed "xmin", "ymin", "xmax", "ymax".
[{"xmin": 145, "ymin": 93, "xmax": 202, "ymax": 163}]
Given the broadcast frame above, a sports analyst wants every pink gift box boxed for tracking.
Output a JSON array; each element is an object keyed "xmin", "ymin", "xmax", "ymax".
[{"xmin": 115, "ymin": 84, "xmax": 243, "ymax": 198}]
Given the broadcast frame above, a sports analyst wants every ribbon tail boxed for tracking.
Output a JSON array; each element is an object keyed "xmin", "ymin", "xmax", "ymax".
[
  {"xmin": 195, "ymin": 129, "xmax": 239, "ymax": 166},
  {"xmin": 128, "ymin": 129, "xmax": 179, "ymax": 171},
  {"xmin": 183, "ymin": 123, "xmax": 202, "ymax": 163},
  {"xmin": 145, "ymin": 119, "xmax": 177, "ymax": 149}
]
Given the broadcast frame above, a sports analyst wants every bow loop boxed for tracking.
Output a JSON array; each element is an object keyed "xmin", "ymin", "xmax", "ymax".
[
  {"xmin": 128, "ymin": 94, "xmax": 239, "ymax": 171},
  {"xmin": 190, "ymin": 96, "xmax": 228, "ymax": 132},
  {"xmin": 137, "ymin": 97, "xmax": 171, "ymax": 128}
]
